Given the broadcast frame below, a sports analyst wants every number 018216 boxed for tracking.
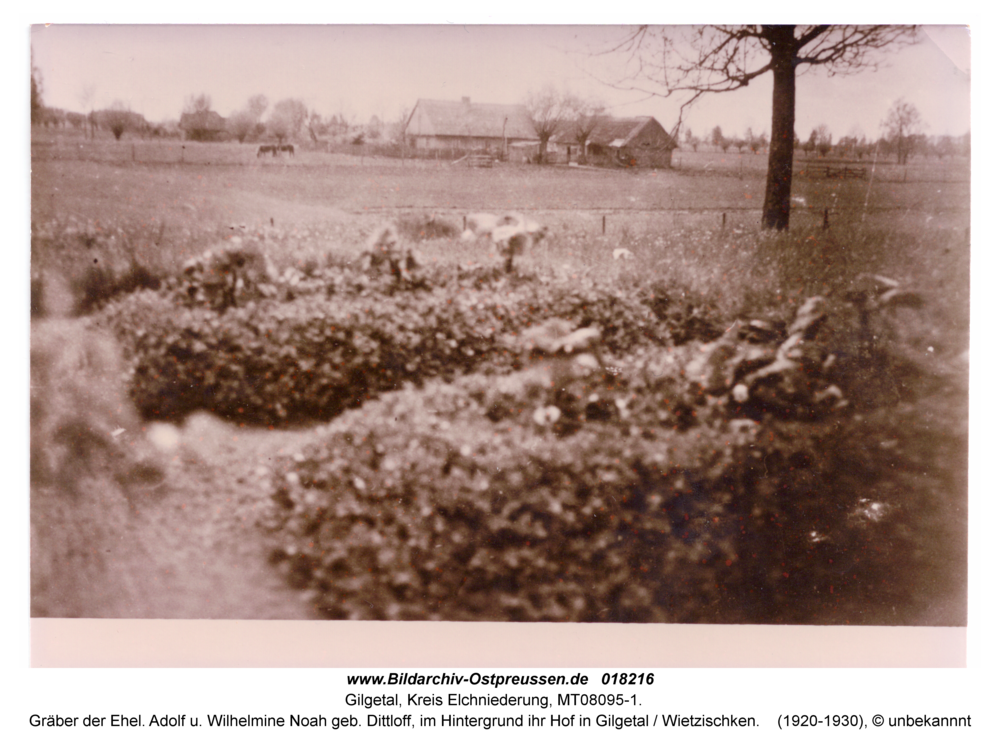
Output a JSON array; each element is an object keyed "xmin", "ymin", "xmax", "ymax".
[{"xmin": 601, "ymin": 673, "xmax": 655, "ymax": 685}]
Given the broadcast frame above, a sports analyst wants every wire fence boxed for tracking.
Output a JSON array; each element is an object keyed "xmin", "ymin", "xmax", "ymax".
[
  {"xmin": 31, "ymin": 134, "xmax": 969, "ymax": 233},
  {"xmin": 670, "ymin": 152, "xmax": 969, "ymax": 184},
  {"xmin": 32, "ymin": 135, "xmax": 972, "ymax": 184},
  {"xmin": 355, "ymin": 204, "xmax": 970, "ymax": 237}
]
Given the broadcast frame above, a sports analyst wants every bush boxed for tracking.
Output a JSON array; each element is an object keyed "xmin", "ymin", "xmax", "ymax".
[
  {"xmin": 395, "ymin": 213, "xmax": 459, "ymax": 242},
  {"xmin": 31, "ymin": 218, "xmax": 168, "ymax": 317},
  {"xmin": 259, "ymin": 295, "xmax": 958, "ymax": 623},
  {"xmin": 101, "ymin": 264, "xmax": 700, "ymax": 424},
  {"xmin": 261, "ymin": 375, "xmax": 746, "ymax": 622}
]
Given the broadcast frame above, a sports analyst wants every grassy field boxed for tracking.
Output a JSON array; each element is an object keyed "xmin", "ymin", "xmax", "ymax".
[
  {"xmin": 29, "ymin": 134, "xmax": 970, "ymax": 624},
  {"xmin": 31, "ymin": 138, "xmax": 970, "ymax": 346}
]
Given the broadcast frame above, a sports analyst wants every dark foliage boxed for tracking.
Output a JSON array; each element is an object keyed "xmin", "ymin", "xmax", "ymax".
[
  {"xmin": 98, "ymin": 254, "xmax": 964, "ymax": 625},
  {"xmin": 260, "ymin": 298, "xmax": 961, "ymax": 623},
  {"xmin": 102, "ymin": 263, "xmax": 700, "ymax": 424},
  {"xmin": 395, "ymin": 213, "xmax": 460, "ymax": 242}
]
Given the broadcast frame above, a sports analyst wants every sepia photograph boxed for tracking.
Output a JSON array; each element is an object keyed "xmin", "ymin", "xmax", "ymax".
[{"xmin": 28, "ymin": 23, "xmax": 970, "ymax": 636}]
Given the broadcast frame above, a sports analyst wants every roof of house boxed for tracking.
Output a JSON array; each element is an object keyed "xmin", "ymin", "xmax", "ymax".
[
  {"xmin": 179, "ymin": 111, "xmax": 227, "ymax": 132},
  {"xmin": 557, "ymin": 116, "xmax": 676, "ymax": 148},
  {"xmin": 406, "ymin": 99, "xmax": 538, "ymax": 140}
]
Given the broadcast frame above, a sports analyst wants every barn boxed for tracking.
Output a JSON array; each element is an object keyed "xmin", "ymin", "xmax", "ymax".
[
  {"xmin": 179, "ymin": 111, "xmax": 228, "ymax": 142},
  {"xmin": 403, "ymin": 97, "xmax": 538, "ymax": 160},
  {"xmin": 558, "ymin": 116, "xmax": 677, "ymax": 168}
]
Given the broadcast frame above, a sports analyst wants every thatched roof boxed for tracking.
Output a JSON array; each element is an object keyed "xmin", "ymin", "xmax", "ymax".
[
  {"xmin": 179, "ymin": 111, "xmax": 227, "ymax": 132},
  {"xmin": 406, "ymin": 98, "xmax": 537, "ymax": 140}
]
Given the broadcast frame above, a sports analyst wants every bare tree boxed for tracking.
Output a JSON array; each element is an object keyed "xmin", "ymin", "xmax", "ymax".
[
  {"xmin": 881, "ymin": 98, "xmax": 923, "ymax": 165},
  {"xmin": 183, "ymin": 93, "xmax": 213, "ymax": 115},
  {"xmin": 839, "ymin": 124, "xmax": 867, "ymax": 159},
  {"xmin": 562, "ymin": 94, "xmax": 605, "ymax": 163},
  {"xmin": 929, "ymin": 134, "xmax": 956, "ymax": 160},
  {"xmin": 745, "ymin": 127, "xmax": 768, "ymax": 154},
  {"xmin": 365, "ymin": 114, "xmax": 384, "ymax": 142},
  {"xmin": 809, "ymin": 124, "xmax": 833, "ymax": 157},
  {"xmin": 710, "ymin": 125, "xmax": 731, "ymax": 153},
  {"xmin": 959, "ymin": 131, "xmax": 971, "ymax": 157},
  {"xmin": 684, "ymin": 127, "xmax": 701, "ymax": 152},
  {"xmin": 246, "ymin": 94, "xmax": 269, "ymax": 121},
  {"xmin": 228, "ymin": 95, "xmax": 269, "ymax": 143},
  {"xmin": 306, "ymin": 110, "xmax": 326, "ymax": 143},
  {"xmin": 598, "ymin": 25, "xmax": 919, "ymax": 229},
  {"xmin": 228, "ymin": 111, "xmax": 256, "ymax": 143},
  {"xmin": 104, "ymin": 100, "xmax": 132, "ymax": 141},
  {"xmin": 524, "ymin": 86, "xmax": 571, "ymax": 164},
  {"xmin": 248, "ymin": 95, "xmax": 269, "ymax": 139},
  {"xmin": 78, "ymin": 83, "xmax": 97, "ymax": 140},
  {"xmin": 267, "ymin": 98, "xmax": 308, "ymax": 145},
  {"xmin": 31, "ymin": 52, "xmax": 44, "ymax": 126},
  {"xmin": 387, "ymin": 107, "xmax": 411, "ymax": 145},
  {"xmin": 326, "ymin": 111, "xmax": 351, "ymax": 140}
]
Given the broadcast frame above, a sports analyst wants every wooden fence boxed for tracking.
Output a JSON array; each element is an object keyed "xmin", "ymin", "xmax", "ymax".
[{"xmin": 800, "ymin": 163, "xmax": 868, "ymax": 180}]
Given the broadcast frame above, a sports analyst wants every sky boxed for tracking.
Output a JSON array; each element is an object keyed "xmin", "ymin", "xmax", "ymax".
[{"xmin": 30, "ymin": 24, "xmax": 970, "ymax": 143}]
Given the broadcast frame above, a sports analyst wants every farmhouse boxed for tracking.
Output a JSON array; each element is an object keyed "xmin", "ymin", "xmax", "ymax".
[
  {"xmin": 403, "ymin": 97, "xmax": 538, "ymax": 159},
  {"xmin": 179, "ymin": 110, "xmax": 228, "ymax": 141},
  {"xmin": 558, "ymin": 116, "xmax": 677, "ymax": 168}
]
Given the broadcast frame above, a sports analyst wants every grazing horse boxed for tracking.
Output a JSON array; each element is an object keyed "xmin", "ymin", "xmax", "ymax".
[
  {"xmin": 257, "ymin": 145, "xmax": 276, "ymax": 158},
  {"xmin": 279, "ymin": 144, "xmax": 295, "ymax": 156}
]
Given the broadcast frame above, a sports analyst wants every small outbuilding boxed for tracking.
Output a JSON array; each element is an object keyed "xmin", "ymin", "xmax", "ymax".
[
  {"xmin": 179, "ymin": 111, "xmax": 228, "ymax": 141},
  {"xmin": 558, "ymin": 116, "xmax": 677, "ymax": 168}
]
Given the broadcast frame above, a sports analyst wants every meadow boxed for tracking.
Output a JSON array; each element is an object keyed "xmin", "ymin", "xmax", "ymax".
[{"xmin": 30, "ymin": 134, "xmax": 970, "ymax": 624}]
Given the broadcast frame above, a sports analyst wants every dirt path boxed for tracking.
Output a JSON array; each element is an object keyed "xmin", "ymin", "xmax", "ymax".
[
  {"xmin": 31, "ymin": 319, "xmax": 326, "ymax": 620},
  {"xmin": 115, "ymin": 413, "xmax": 321, "ymax": 619}
]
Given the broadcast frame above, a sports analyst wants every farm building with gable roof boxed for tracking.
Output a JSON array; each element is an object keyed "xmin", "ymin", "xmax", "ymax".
[
  {"xmin": 557, "ymin": 115, "xmax": 677, "ymax": 168},
  {"xmin": 404, "ymin": 97, "xmax": 538, "ymax": 159},
  {"xmin": 179, "ymin": 110, "xmax": 228, "ymax": 141}
]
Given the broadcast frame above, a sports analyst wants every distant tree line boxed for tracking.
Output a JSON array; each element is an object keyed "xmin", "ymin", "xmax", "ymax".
[
  {"xmin": 683, "ymin": 98, "xmax": 968, "ymax": 165},
  {"xmin": 30, "ymin": 67, "xmax": 969, "ymax": 166},
  {"xmin": 687, "ymin": 125, "xmax": 770, "ymax": 155}
]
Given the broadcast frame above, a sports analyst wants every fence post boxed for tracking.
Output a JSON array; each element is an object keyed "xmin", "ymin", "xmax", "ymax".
[
  {"xmin": 722, "ymin": 212, "xmax": 726, "ymax": 231},
  {"xmin": 602, "ymin": 215, "xmax": 606, "ymax": 235},
  {"xmin": 823, "ymin": 208, "xmax": 830, "ymax": 230},
  {"xmin": 181, "ymin": 145, "xmax": 185, "ymax": 164}
]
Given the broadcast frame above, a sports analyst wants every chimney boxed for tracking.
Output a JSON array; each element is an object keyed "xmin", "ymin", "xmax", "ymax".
[{"xmin": 461, "ymin": 96, "xmax": 470, "ymax": 105}]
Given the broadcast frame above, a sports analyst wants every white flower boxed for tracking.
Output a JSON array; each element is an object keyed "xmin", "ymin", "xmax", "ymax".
[{"xmin": 532, "ymin": 406, "xmax": 561, "ymax": 426}]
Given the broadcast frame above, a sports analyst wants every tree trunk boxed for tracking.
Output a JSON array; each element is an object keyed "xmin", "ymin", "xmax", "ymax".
[
  {"xmin": 538, "ymin": 137, "xmax": 549, "ymax": 164},
  {"xmin": 762, "ymin": 27, "xmax": 797, "ymax": 230}
]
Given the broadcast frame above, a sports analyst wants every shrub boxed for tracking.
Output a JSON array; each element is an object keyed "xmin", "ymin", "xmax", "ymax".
[
  {"xmin": 176, "ymin": 241, "xmax": 278, "ymax": 311},
  {"xmin": 101, "ymin": 264, "xmax": 699, "ymax": 424},
  {"xmin": 395, "ymin": 213, "xmax": 459, "ymax": 242},
  {"xmin": 31, "ymin": 218, "xmax": 168, "ymax": 317},
  {"xmin": 261, "ymin": 362, "xmax": 950, "ymax": 624},
  {"xmin": 260, "ymin": 295, "xmax": 957, "ymax": 623},
  {"xmin": 261, "ymin": 376, "xmax": 746, "ymax": 622}
]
